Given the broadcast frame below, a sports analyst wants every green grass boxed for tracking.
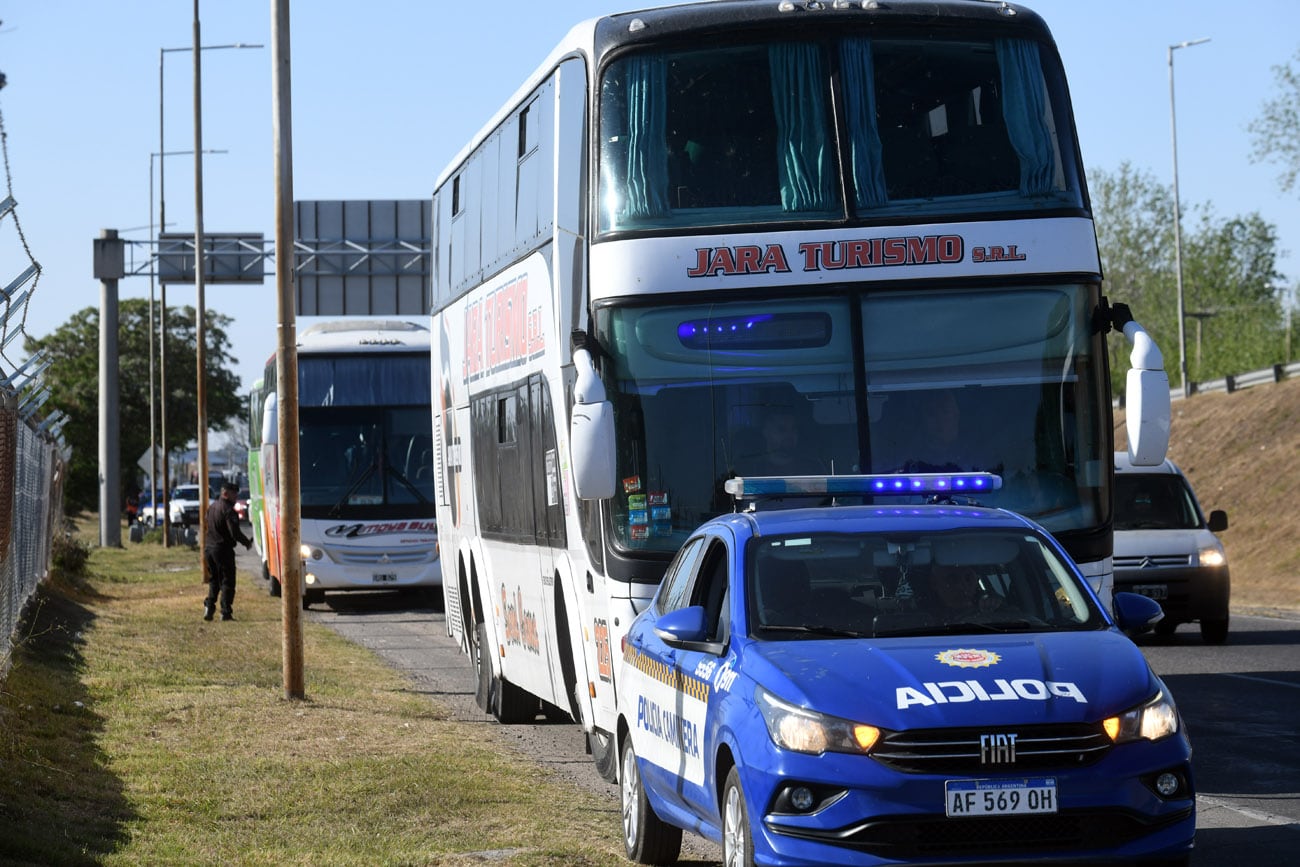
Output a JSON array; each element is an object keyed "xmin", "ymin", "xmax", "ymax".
[{"xmin": 0, "ymin": 517, "xmax": 629, "ymax": 866}]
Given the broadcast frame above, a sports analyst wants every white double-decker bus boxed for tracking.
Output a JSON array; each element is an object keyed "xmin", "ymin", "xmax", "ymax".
[
  {"xmin": 429, "ymin": 0, "xmax": 1169, "ymax": 776},
  {"xmin": 258, "ymin": 319, "xmax": 439, "ymax": 608}
]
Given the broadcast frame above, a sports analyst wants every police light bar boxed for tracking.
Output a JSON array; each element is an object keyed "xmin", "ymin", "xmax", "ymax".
[{"xmin": 724, "ymin": 473, "xmax": 1003, "ymax": 500}]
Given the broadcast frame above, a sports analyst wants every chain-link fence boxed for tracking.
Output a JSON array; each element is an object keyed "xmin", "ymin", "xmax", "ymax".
[{"xmin": 0, "ymin": 390, "xmax": 65, "ymax": 679}]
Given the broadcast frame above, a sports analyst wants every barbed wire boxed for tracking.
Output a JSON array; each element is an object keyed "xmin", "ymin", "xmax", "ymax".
[{"xmin": 0, "ymin": 100, "xmax": 42, "ymax": 374}]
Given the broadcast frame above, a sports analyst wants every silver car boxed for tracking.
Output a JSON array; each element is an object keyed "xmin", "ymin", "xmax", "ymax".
[{"xmin": 1113, "ymin": 452, "xmax": 1230, "ymax": 644}]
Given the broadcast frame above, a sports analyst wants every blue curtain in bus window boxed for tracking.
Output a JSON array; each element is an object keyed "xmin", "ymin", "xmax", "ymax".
[
  {"xmin": 768, "ymin": 44, "xmax": 834, "ymax": 211},
  {"xmin": 997, "ymin": 39, "xmax": 1055, "ymax": 196},
  {"xmin": 299, "ymin": 357, "xmax": 430, "ymax": 406},
  {"xmin": 624, "ymin": 56, "xmax": 670, "ymax": 220},
  {"xmin": 839, "ymin": 39, "xmax": 887, "ymax": 210}
]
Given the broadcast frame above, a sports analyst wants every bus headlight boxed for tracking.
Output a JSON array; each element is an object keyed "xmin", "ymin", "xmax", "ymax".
[
  {"xmin": 301, "ymin": 544, "xmax": 323, "ymax": 561},
  {"xmin": 756, "ymin": 687, "xmax": 880, "ymax": 755},
  {"xmin": 1104, "ymin": 690, "xmax": 1179, "ymax": 743}
]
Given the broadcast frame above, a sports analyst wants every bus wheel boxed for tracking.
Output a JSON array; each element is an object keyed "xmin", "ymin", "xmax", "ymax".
[
  {"xmin": 620, "ymin": 735, "xmax": 681, "ymax": 864},
  {"xmin": 268, "ymin": 574, "xmax": 282, "ymax": 597},
  {"xmin": 590, "ymin": 728, "xmax": 618, "ymax": 783},
  {"xmin": 474, "ymin": 623, "xmax": 491, "ymax": 712}
]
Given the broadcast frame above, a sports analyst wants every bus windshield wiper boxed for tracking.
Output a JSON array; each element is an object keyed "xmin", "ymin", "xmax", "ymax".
[
  {"xmin": 330, "ymin": 457, "xmax": 379, "ymax": 517},
  {"xmin": 385, "ymin": 462, "xmax": 429, "ymax": 505}
]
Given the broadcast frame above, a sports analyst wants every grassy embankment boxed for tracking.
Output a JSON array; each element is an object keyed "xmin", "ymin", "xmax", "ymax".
[
  {"xmin": 1116, "ymin": 375, "xmax": 1300, "ymax": 613},
  {"xmin": 0, "ymin": 518, "xmax": 631, "ymax": 866}
]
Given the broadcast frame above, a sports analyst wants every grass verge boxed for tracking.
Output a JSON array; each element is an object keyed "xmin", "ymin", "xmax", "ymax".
[{"xmin": 0, "ymin": 516, "xmax": 629, "ymax": 866}]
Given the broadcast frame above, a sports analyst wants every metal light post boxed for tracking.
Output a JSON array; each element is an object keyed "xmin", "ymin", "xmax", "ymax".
[
  {"xmin": 1169, "ymin": 37, "xmax": 1210, "ymax": 399},
  {"xmin": 157, "ymin": 36, "xmax": 260, "ymax": 545},
  {"xmin": 148, "ymin": 148, "xmax": 224, "ymax": 531}
]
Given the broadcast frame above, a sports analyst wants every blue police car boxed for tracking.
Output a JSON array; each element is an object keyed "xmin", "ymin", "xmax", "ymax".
[{"xmin": 616, "ymin": 474, "xmax": 1194, "ymax": 866}]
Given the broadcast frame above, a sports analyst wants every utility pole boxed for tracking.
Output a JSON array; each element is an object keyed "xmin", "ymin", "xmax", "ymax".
[
  {"xmin": 273, "ymin": 0, "xmax": 305, "ymax": 699},
  {"xmin": 94, "ymin": 230, "xmax": 125, "ymax": 547}
]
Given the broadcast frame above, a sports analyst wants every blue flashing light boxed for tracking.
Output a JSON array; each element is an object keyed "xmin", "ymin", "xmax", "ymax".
[{"xmin": 725, "ymin": 473, "xmax": 1002, "ymax": 501}]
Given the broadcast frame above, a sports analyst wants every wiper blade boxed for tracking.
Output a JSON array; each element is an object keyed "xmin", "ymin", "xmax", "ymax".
[
  {"xmin": 760, "ymin": 624, "xmax": 872, "ymax": 639},
  {"xmin": 330, "ymin": 458, "xmax": 378, "ymax": 517},
  {"xmin": 385, "ymin": 462, "xmax": 429, "ymax": 505}
]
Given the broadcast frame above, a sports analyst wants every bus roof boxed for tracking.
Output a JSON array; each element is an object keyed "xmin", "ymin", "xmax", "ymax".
[
  {"xmin": 297, "ymin": 318, "xmax": 431, "ymax": 353},
  {"xmin": 434, "ymin": 0, "xmax": 1054, "ymax": 191}
]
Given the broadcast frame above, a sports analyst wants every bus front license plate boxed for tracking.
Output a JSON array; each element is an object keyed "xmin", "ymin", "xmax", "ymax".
[
  {"xmin": 945, "ymin": 778, "xmax": 1057, "ymax": 817},
  {"xmin": 373, "ymin": 572, "xmax": 397, "ymax": 583}
]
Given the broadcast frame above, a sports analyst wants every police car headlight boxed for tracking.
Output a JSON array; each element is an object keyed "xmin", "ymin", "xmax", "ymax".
[
  {"xmin": 755, "ymin": 687, "xmax": 879, "ymax": 755},
  {"xmin": 1104, "ymin": 690, "xmax": 1179, "ymax": 743}
]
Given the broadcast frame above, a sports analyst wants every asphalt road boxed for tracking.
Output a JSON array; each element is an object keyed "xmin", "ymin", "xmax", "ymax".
[{"xmin": 240, "ymin": 546, "xmax": 1299, "ymax": 865}]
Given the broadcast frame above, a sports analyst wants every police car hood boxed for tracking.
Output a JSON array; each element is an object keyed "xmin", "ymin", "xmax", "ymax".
[{"xmin": 748, "ymin": 630, "xmax": 1158, "ymax": 730}]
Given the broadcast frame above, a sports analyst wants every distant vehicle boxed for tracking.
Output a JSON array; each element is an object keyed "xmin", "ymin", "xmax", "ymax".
[
  {"xmin": 235, "ymin": 489, "xmax": 250, "ymax": 524},
  {"xmin": 169, "ymin": 484, "xmax": 205, "ymax": 528},
  {"xmin": 617, "ymin": 474, "xmax": 1194, "ymax": 866},
  {"xmin": 135, "ymin": 489, "xmax": 165, "ymax": 526},
  {"xmin": 1113, "ymin": 452, "xmax": 1230, "ymax": 644},
  {"xmin": 253, "ymin": 320, "xmax": 438, "ymax": 608}
]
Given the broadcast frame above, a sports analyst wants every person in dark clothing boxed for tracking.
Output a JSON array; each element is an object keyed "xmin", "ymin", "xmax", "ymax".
[{"xmin": 204, "ymin": 482, "xmax": 254, "ymax": 621}]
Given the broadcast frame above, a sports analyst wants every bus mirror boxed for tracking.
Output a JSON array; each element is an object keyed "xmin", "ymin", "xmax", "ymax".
[
  {"xmin": 1125, "ymin": 367, "xmax": 1170, "ymax": 466},
  {"xmin": 1119, "ymin": 317, "xmax": 1170, "ymax": 467},
  {"xmin": 571, "ymin": 400, "xmax": 617, "ymax": 500},
  {"xmin": 261, "ymin": 391, "xmax": 279, "ymax": 446},
  {"xmin": 570, "ymin": 347, "xmax": 616, "ymax": 499}
]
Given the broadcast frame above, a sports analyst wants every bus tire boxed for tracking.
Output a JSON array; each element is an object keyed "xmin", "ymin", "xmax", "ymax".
[
  {"xmin": 494, "ymin": 675, "xmax": 537, "ymax": 724},
  {"xmin": 590, "ymin": 727, "xmax": 618, "ymax": 783},
  {"xmin": 268, "ymin": 574, "xmax": 282, "ymax": 597},
  {"xmin": 474, "ymin": 622, "xmax": 492, "ymax": 712}
]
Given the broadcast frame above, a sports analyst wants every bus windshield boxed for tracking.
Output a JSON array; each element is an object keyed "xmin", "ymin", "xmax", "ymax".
[
  {"xmin": 599, "ymin": 33, "xmax": 1081, "ymax": 233},
  {"xmin": 596, "ymin": 284, "xmax": 1109, "ymax": 555},
  {"xmin": 296, "ymin": 353, "xmax": 435, "ymax": 520}
]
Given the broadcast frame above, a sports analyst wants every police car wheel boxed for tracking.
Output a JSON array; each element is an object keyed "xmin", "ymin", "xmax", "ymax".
[
  {"xmin": 722, "ymin": 766, "xmax": 755, "ymax": 867},
  {"xmin": 619, "ymin": 736, "xmax": 682, "ymax": 864}
]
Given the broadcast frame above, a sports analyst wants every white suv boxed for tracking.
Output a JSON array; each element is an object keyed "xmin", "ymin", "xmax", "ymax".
[
  {"xmin": 168, "ymin": 485, "xmax": 206, "ymax": 528},
  {"xmin": 1112, "ymin": 452, "xmax": 1230, "ymax": 644}
]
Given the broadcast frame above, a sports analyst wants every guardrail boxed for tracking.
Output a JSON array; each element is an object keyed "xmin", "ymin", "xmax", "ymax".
[
  {"xmin": 1183, "ymin": 360, "xmax": 1300, "ymax": 399},
  {"xmin": 1116, "ymin": 360, "xmax": 1300, "ymax": 407}
]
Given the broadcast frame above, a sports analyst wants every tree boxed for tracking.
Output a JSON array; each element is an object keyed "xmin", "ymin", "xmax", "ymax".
[
  {"xmin": 1248, "ymin": 48, "xmax": 1300, "ymax": 195},
  {"xmin": 24, "ymin": 299, "xmax": 246, "ymax": 513},
  {"xmin": 1092, "ymin": 162, "xmax": 1287, "ymax": 395}
]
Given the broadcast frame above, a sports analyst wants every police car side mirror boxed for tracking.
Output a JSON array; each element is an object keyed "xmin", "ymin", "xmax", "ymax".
[
  {"xmin": 1113, "ymin": 591, "xmax": 1164, "ymax": 636},
  {"xmin": 654, "ymin": 605, "xmax": 724, "ymax": 655},
  {"xmin": 570, "ymin": 347, "xmax": 617, "ymax": 500},
  {"xmin": 1207, "ymin": 509, "xmax": 1228, "ymax": 533}
]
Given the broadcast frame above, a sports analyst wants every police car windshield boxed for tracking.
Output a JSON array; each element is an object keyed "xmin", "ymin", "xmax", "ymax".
[{"xmin": 747, "ymin": 528, "xmax": 1103, "ymax": 639}]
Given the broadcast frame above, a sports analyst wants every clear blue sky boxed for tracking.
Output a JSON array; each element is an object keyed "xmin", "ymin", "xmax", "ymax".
[{"xmin": 1, "ymin": 0, "xmax": 1297, "ymax": 406}]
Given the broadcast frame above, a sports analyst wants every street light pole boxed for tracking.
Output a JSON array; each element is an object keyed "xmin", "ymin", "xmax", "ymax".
[
  {"xmin": 157, "ymin": 36, "xmax": 260, "ymax": 546},
  {"xmin": 148, "ymin": 148, "xmax": 224, "ymax": 533},
  {"xmin": 1169, "ymin": 36, "xmax": 1210, "ymax": 399}
]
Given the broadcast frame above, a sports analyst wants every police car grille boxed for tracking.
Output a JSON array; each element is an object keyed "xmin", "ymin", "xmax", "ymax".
[
  {"xmin": 872, "ymin": 724, "xmax": 1111, "ymax": 773},
  {"xmin": 780, "ymin": 807, "xmax": 1192, "ymax": 858}
]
